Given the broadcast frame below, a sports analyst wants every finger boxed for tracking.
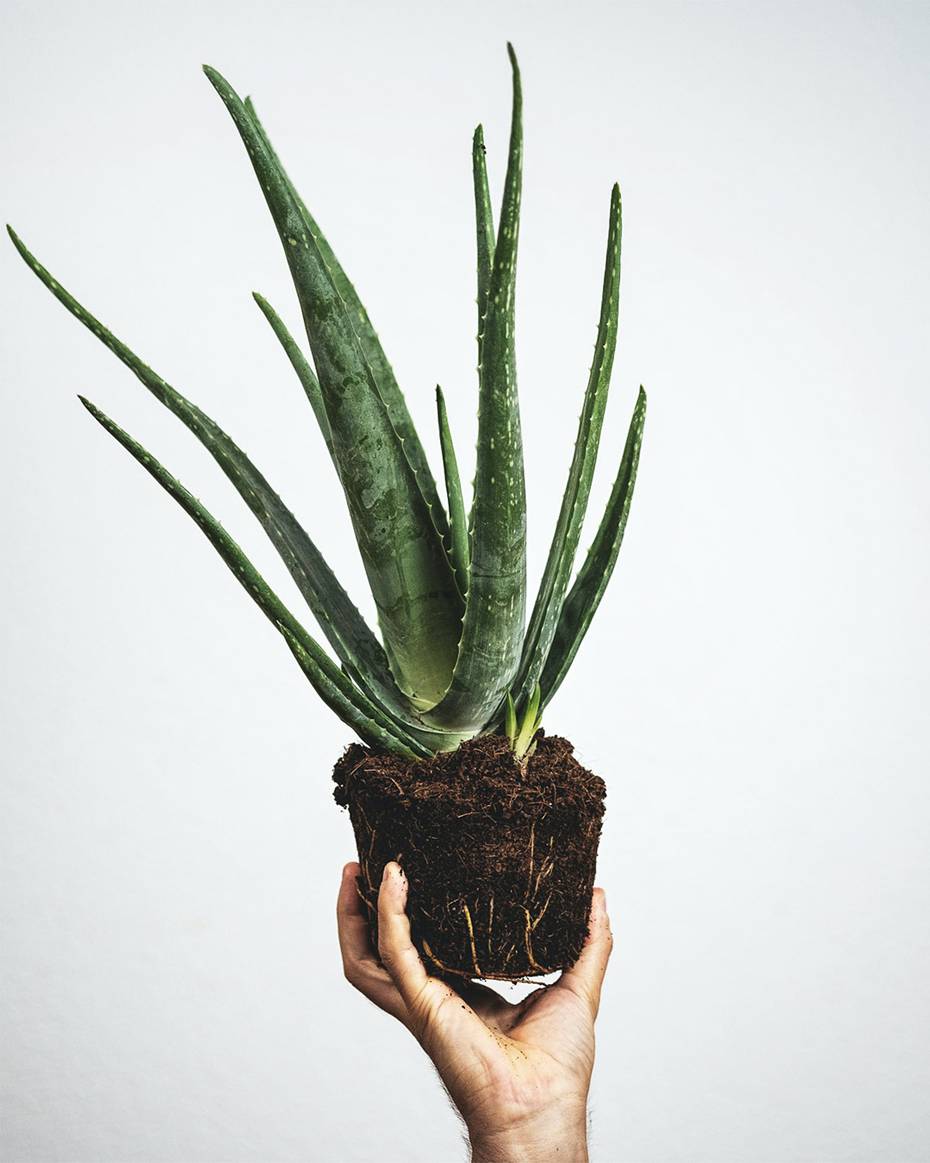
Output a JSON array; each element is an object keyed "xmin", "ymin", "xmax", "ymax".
[
  {"xmin": 336, "ymin": 861, "xmax": 406, "ymax": 1020},
  {"xmin": 377, "ymin": 865, "xmax": 512, "ymax": 1055},
  {"xmin": 376, "ymin": 861, "xmax": 433, "ymax": 1010},
  {"xmin": 336, "ymin": 862, "xmax": 371, "ymax": 965},
  {"xmin": 554, "ymin": 887, "xmax": 614, "ymax": 1018}
]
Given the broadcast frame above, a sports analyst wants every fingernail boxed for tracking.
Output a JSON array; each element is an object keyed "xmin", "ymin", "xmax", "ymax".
[{"xmin": 381, "ymin": 863, "xmax": 391, "ymax": 884}]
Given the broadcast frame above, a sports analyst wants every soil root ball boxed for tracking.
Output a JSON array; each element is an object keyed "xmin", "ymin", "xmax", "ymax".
[{"xmin": 333, "ymin": 733, "xmax": 606, "ymax": 981}]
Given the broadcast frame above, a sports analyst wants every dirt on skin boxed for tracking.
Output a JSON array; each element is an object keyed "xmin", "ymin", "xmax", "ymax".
[{"xmin": 333, "ymin": 732, "xmax": 606, "ymax": 981}]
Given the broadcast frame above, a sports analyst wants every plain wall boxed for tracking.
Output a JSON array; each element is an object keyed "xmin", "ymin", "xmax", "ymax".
[{"xmin": 2, "ymin": 1, "xmax": 929, "ymax": 1159}]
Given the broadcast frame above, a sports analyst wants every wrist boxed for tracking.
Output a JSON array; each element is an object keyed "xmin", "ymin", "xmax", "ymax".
[{"xmin": 468, "ymin": 1106, "xmax": 588, "ymax": 1163}]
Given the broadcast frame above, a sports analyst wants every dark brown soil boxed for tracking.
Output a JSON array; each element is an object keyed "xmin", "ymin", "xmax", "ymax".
[{"xmin": 333, "ymin": 732, "xmax": 606, "ymax": 981}]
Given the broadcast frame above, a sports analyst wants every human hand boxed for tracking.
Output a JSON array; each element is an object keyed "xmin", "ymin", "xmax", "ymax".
[{"xmin": 337, "ymin": 860, "xmax": 613, "ymax": 1163}]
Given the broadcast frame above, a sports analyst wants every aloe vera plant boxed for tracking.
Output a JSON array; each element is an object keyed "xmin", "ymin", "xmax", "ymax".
[{"xmin": 8, "ymin": 45, "xmax": 646, "ymax": 761}]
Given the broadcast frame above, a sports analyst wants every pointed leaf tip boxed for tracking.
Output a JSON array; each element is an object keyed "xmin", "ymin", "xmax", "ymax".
[
  {"xmin": 202, "ymin": 64, "xmax": 235, "ymax": 100},
  {"xmin": 7, "ymin": 225, "xmax": 27, "ymax": 257},
  {"xmin": 435, "ymin": 383, "xmax": 470, "ymax": 588},
  {"xmin": 506, "ymin": 43, "xmax": 522, "ymax": 83}
]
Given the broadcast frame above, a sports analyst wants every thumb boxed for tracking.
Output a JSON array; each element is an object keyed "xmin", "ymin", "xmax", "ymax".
[
  {"xmin": 376, "ymin": 862, "xmax": 490, "ymax": 1051},
  {"xmin": 376, "ymin": 862, "xmax": 432, "ymax": 1010}
]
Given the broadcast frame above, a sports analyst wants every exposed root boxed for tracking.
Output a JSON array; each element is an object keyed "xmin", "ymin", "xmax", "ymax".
[
  {"xmin": 462, "ymin": 903, "xmax": 482, "ymax": 978},
  {"xmin": 421, "ymin": 939, "xmax": 458, "ymax": 976},
  {"xmin": 471, "ymin": 967, "xmax": 555, "ymax": 981},
  {"xmin": 532, "ymin": 856, "xmax": 554, "ymax": 898},
  {"xmin": 531, "ymin": 891, "xmax": 552, "ymax": 931},
  {"xmin": 356, "ymin": 804, "xmax": 377, "ymax": 894},
  {"xmin": 521, "ymin": 907, "xmax": 545, "ymax": 973},
  {"xmin": 354, "ymin": 881, "xmax": 374, "ymax": 915}
]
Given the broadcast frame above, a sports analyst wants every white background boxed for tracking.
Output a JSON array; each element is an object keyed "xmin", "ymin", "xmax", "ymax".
[{"xmin": 2, "ymin": 1, "xmax": 929, "ymax": 1160}]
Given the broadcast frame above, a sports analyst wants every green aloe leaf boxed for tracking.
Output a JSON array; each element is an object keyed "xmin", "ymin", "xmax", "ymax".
[
  {"xmin": 205, "ymin": 68, "xmax": 463, "ymax": 708},
  {"xmin": 242, "ymin": 94, "xmax": 452, "ymax": 555},
  {"xmin": 249, "ymin": 292, "xmax": 456, "ymax": 757},
  {"xmin": 7, "ymin": 226, "xmax": 412, "ymax": 719},
  {"xmin": 279, "ymin": 628, "xmax": 424, "ymax": 758},
  {"xmin": 435, "ymin": 386, "xmax": 469, "ymax": 588},
  {"xmin": 515, "ymin": 183, "xmax": 623, "ymax": 703},
  {"xmin": 425, "ymin": 43, "xmax": 526, "ymax": 732},
  {"xmin": 504, "ymin": 692, "xmax": 518, "ymax": 744},
  {"xmin": 78, "ymin": 396, "xmax": 431, "ymax": 758},
  {"xmin": 252, "ymin": 292, "xmax": 333, "ymax": 457},
  {"xmin": 540, "ymin": 386, "xmax": 647, "ymax": 706},
  {"xmin": 513, "ymin": 682, "xmax": 541, "ymax": 759},
  {"xmin": 472, "ymin": 123, "xmax": 496, "ymax": 355}
]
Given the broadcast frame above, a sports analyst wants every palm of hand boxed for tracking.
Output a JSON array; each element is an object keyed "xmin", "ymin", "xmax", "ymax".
[{"xmin": 425, "ymin": 970, "xmax": 598, "ymax": 1131}]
